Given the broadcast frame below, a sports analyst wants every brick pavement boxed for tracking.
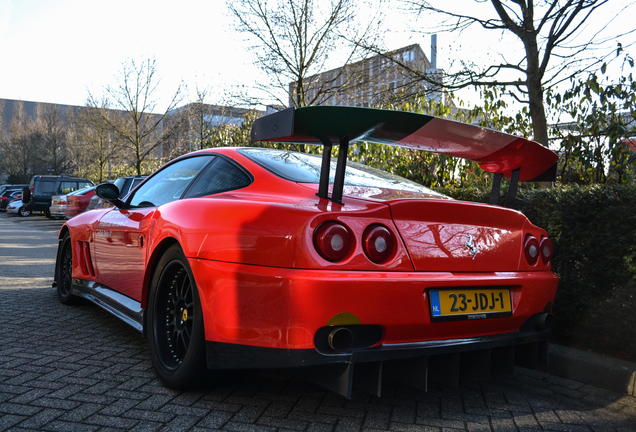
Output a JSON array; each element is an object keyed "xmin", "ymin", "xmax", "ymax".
[{"xmin": 1, "ymin": 214, "xmax": 635, "ymax": 431}]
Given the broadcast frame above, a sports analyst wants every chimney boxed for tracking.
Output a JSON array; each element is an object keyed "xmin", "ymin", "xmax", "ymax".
[{"xmin": 430, "ymin": 34, "xmax": 437, "ymax": 70}]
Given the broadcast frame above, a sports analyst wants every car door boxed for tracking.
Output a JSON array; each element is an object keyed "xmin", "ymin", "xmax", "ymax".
[
  {"xmin": 34, "ymin": 179, "xmax": 56, "ymax": 210},
  {"xmin": 92, "ymin": 155, "xmax": 215, "ymax": 301}
]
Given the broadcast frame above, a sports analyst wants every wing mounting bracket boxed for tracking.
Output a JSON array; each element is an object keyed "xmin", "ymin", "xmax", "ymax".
[
  {"xmin": 489, "ymin": 168, "xmax": 521, "ymax": 208},
  {"xmin": 316, "ymin": 135, "xmax": 350, "ymax": 205}
]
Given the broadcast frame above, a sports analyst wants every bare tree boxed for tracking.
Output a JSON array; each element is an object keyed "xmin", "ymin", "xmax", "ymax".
[
  {"xmin": 34, "ymin": 103, "xmax": 72, "ymax": 175},
  {"xmin": 0, "ymin": 99, "xmax": 5, "ymax": 177},
  {"xmin": 390, "ymin": 0, "xmax": 635, "ymax": 146},
  {"xmin": 181, "ymin": 85, "xmax": 219, "ymax": 151},
  {"xmin": 69, "ymin": 98, "xmax": 122, "ymax": 182},
  {"xmin": 228, "ymin": 0, "xmax": 383, "ymax": 107},
  {"xmin": 0, "ymin": 101, "xmax": 42, "ymax": 183},
  {"xmin": 88, "ymin": 58, "xmax": 184, "ymax": 175}
]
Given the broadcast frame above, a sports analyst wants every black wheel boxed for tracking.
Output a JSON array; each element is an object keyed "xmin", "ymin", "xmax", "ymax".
[
  {"xmin": 147, "ymin": 245, "xmax": 209, "ymax": 389},
  {"xmin": 45, "ymin": 207, "xmax": 51, "ymax": 218},
  {"xmin": 56, "ymin": 232, "xmax": 79, "ymax": 304},
  {"xmin": 19, "ymin": 206, "xmax": 31, "ymax": 217}
]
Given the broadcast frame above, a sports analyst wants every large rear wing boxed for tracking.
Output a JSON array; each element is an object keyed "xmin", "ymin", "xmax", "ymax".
[{"xmin": 251, "ymin": 106, "xmax": 558, "ymax": 207}]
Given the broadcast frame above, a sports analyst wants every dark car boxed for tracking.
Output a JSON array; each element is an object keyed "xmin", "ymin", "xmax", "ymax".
[
  {"xmin": 0, "ymin": 186, "xmax": 27, "ymax": 211},
  {"xmin": 87, "ymin": 176, "xmax": 146, "ymax": 210},
  {"xmin": 22, "ymin": 176, "xmax": 94, "ymax": 218},
  {"xmin": 0, "ymin": 184, "xmax": 27, "ymax": 196}
]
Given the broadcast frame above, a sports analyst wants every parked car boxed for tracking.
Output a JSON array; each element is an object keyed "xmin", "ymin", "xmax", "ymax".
[
  {"xmin": 0, "ymin": 184, "xmax": 27, "ymax": 200},
  {"xmin": 22, "ymin": 176, "xmax": 94, "ymax": 218},
  {"xmin": 87, "ymin": 176, "xmax": 146, "ymax": 210},
  {"xmin": 50, "ymin": 194, "xmax": 70, "ymax": 219},
  {"xmin": 65, "ymin": 186, "xmax": 97, "ymax": 219},
  {"xmin": 54, "ymin": 106, "xmax": 559, "ymax": 397},
  {"xmin": 0, "ymin": 189, "xmax": 24, "ymax": 211},
  {"xmin": 6, "ymin": 194, "xmax": 31, "ymax": 217}
]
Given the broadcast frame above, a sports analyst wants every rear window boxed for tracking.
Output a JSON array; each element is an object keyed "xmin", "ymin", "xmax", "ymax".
[
  {"xmin": 240, "ymin": 148, "xmax": 447, "ymax": 197},
  {"xmin": 184, "ymin": 157, "xmax": 252, "ymax": 198},
  {"xmin": 36, "ymin": 180, "xmax": 56, "ymax": 193},
  {"xmin": 74, "ymin": 186, "xmax": 96, "ymax": 196}
]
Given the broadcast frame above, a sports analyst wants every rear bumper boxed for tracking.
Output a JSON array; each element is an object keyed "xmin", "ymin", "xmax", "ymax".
[
  {"xmin": 26, "ymin": 201, "xmax": 48, "ymax": 212},
  {"xmin": 49, "ymin": 205, "xmax": 66, "ymax": 217},
  {"xmin": 206, "ymin": 324, "xmax": 550, "ymax": 370},
  {"xmin": 190, "ymin": 259, "xmax": 558, "ymax": 351},
  {"xmin": 64, "ymin": 209, "xmax": 81, "ymax": 219}
]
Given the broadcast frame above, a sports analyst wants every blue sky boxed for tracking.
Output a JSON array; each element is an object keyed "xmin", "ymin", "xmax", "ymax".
[{"xmin": 1, "ymin": 0, "xmax": 634, "ymax": 112}]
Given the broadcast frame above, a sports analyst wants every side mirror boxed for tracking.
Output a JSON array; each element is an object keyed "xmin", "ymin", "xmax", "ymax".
[{"xmin": 95, "ymin": 183, "xmax": 125, "ymax": 209}]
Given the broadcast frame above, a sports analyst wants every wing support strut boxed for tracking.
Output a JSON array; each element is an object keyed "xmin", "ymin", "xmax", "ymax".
[
  {"xmin": 489, "ymin": 168, "xmax": 521, "ymax": 209},
  {"xmin": 316, "ymin": 135, "xmax": 350, "ymax": 205},
  {"xmin": 316, "ymin": 135, "xmax": 332, "ymax": 201}
]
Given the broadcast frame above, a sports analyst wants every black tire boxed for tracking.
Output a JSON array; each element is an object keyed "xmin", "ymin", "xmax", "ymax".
[
  {"xmin": 147, "ymin": 245, "xmax": 210, "ymax": 389},
  {"xmin": 45, "ymin": 207, "xmax": 51, "ymax": 219},
  {"xmin": 21, "ymin": 186, "xmax": 30, "ymax": 204},
  {"xmin": 19, "ymin": 206, "xmax": 31, "ymax": 217},
  {"xmin": 56, "ymin": 232, "xmax": 79, "ymax": 304}
]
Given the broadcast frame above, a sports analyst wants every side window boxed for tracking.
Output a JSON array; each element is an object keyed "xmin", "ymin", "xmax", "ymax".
[
  {"xmin": 129, "ymin": 156, "xmax": 213, "ymax": 208},
  {"xmin": 59, "ymin": 182, "xmax": 77, "ymax": 194},
  {"xmin": 184, "ymin": 157, "xmax": 252, "ymax": 198},
  {"xmin": 79, "ymin": 181, "xmax": 93, "ymax": 189}
]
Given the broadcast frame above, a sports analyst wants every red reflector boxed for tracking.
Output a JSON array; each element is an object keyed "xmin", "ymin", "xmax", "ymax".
[{"xmin": 313, "ymin": 222, "xmax": 353, "ymax": 262}]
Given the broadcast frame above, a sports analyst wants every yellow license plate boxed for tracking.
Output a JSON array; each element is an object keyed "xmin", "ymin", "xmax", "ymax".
[{"xmin": 430, "ymin": 288, "xmax": 512, "ymax": 321}]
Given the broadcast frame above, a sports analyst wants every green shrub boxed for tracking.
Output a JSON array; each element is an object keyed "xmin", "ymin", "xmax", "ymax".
[{"xmin": 439, "ymin": 183, "xmax": 636, "ymax": 360}]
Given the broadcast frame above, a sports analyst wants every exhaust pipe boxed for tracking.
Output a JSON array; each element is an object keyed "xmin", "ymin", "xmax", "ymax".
[
  {"xmin": 328, "ymin": 327, "xmax": 353, "ymax": 351},
  {"xmin": 535, "ymin": 313, "xmax": 552, "ymax": 331}
]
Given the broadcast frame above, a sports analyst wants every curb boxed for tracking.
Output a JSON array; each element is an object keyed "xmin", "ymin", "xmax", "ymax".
[{"xmin": 549, "ymin": 344, "xmax": 636, "ymax": 396}]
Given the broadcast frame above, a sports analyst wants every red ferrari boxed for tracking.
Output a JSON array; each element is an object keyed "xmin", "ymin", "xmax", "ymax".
[{"xmin": 55, "ymin": 106, "xmax": 559, "ymax": 397}]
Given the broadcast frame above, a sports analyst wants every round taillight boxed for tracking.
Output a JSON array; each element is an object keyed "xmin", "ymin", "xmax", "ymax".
[
  {"xmin": 540, "ymin": 237, "xmax": 553, "ymax": 264},
  {"xmin": 524, "ymin": 235, "xmax": 540, "ymax": 266},
  {"xmin": 362, "ymin": 224, "xmax": 395, "ymax": 264},
  {"xmin": 313, "ymin": 222, "xmax": 353, "ymax": 262}
]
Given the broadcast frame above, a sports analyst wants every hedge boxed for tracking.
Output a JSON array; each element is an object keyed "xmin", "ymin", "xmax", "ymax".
[{"xmin": 437, "ymin": 184, "xmax": 636, "ymax": 361}]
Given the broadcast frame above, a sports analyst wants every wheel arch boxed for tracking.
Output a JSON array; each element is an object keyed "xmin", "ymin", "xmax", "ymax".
[
  {"xmin": 54, "ymin": 225, "xmax": 71, "ymax": 287},
  {"xmin": 58, "ymin": 225, "xmax": 70, "ymax": 240},
  {"xmin": 141, "ymin": 237, "xmax": 181, "ymax": 311}
]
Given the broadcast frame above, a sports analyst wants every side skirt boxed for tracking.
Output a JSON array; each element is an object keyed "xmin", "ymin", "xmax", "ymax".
[{"xmin": 71, "ymin": 278, "xmax": 145, "ymax": 335}]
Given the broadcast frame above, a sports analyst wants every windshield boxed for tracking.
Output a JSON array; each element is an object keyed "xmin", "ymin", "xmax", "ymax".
[{"xmin": 240, "ymin": 148, "xmax": 447, "ymax": 198}]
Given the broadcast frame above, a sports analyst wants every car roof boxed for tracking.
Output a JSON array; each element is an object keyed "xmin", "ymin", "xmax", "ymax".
[{"xmin": 33, "ymin": 175, "xmax": 92, "ymax": 181}]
